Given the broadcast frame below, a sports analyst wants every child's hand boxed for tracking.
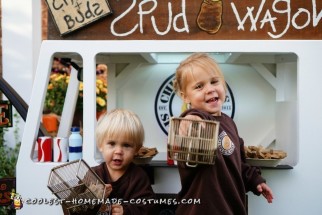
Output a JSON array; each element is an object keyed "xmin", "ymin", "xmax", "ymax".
[
  {"xmin": 111, "ymin": 204, "xmax": 123, "ymax": 215},
  {"xmin": 257, "ymin": 183, "xmax": 274, "ymax": 203},
  {"xmin": 179, "ymin": 115, "xmax": 202, "ymax": 136},
  {"xmin": 104, "ymin": 184, "xmax": 113, "ymax": 198}
]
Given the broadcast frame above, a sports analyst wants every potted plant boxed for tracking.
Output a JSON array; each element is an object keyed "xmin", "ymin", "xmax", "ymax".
[{"xmin": 44, "ymin": 73, "xmax": 108, "ymax": 128}]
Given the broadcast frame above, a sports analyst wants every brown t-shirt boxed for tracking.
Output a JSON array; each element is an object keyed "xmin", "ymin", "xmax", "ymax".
[
  {"xmin": 93, "ymin": 162, "xmax": 155, "ymax": 215},
  {"xmin": 176, "ymin": 109, "xmax": 265, "ymax": 215},
  {"xmin": 64, "ymin": 162, "xmax": 155, "ymax": 215}
]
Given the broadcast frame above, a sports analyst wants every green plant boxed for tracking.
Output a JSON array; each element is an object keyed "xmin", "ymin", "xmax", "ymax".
[
  {"xmin": 95, "ymin": 79, "xmax": 107, "ymax": 112},
  {"xmin": 0, "ymin": 112, "xmax": 20, "ymax": 178},
  {"xmin": 44, "ymin": 73, "xmax": 69, "ymax": 115},
  {"xmin": 0, "ymin": 111, "xmax": 21, "ymax": 215},
  {"xmin": 0, "ymin": 133, "xmax": 20, "ymax": 178},
  {"xmin": 44, "ymin": 73, "xmax": 107, "ymax": 115}
]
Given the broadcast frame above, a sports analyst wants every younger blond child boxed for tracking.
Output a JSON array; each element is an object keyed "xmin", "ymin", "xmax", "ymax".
[
  {"xmin": 63, "ymin": 109, "xmax": 155, "ymax": 215},
  {"xmin": 94, "ymin": 109, "xmax": 155, "ymax": 215}
]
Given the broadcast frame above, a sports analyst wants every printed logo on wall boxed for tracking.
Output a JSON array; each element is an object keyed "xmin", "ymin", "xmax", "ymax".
[{"xmin": 154, "ymin": 74, "xmax": 235, "ymax": 135}]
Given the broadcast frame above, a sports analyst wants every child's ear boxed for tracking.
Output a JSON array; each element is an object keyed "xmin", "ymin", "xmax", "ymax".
[
  {"xmin": 98, "ymin": 145, "xmax": 103, "ymax": 152},
  {"xmin": 181, "ymin": 92, "xmax": 190, "ymax": 104}
]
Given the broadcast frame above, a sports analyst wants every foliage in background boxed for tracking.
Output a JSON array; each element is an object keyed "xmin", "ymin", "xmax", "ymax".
[
  {"xmin": 44, "ymin": 73, "xmax": 69, "ymax": 115},
  {"xmin": 44, "ymin": 73, "xmax": 107, "ymax": 114},
  {"xmin": 0, "ymin": 111, "xmax": 21, "ymax": 215},
  {"xmin": 0, "ymin": 131, "xmax": 20, "ymax": 178},
  {"xmin": 95, "ymin": 79, "xmax": 107, "ymax": 112},
  {"xmin": 0, "ymin": 111, "xmax": 20, "ymax": 178}
]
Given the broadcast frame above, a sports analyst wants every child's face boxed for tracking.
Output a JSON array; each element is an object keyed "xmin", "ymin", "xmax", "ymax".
[
  {"xmin": 181, "ymin": 66, "xmax": 226, "ymax": 116},
  {"xmin": 99, "ymin": 136, "xmax": 137, "ymax": 175}
]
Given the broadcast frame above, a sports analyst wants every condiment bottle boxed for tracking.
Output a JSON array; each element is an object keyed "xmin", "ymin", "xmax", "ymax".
[{"xmin": 68, "ymin": 127, "xmax": 83, "ymax": 161}]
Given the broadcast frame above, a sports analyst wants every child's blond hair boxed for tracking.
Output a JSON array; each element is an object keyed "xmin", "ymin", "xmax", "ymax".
[
  {"xmin": 96, "ymin": 109, "xmax": 144, "ymax": 151},
  {"xmin": 173, "ymin": 53, "xmax": 227, "ymax": 96}
]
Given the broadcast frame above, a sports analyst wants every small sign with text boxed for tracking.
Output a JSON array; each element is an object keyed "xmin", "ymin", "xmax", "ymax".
[
  {"xmin": 45, "ymin": 0, "xmax": 112, "ymax": 36},
  {"xmin": 0, "ymin": 100, "xmax": 12, "ymax": 127}
]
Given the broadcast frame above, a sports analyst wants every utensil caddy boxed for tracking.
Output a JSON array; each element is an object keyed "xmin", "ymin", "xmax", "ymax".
[{"xmin": 167, "ymin": 117, "xmax": 220, "ymax": 167}]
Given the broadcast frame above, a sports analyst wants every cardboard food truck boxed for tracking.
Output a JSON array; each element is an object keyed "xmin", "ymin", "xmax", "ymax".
[{"xmin": 1, "ymin": 0, "xmax": 321, "ymax": 214}]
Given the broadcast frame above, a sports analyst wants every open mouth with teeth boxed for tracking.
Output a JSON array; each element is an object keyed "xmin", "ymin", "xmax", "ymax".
[{"xmin": 206, "ymin": 97, "xmax": 219, "ymax": 103}]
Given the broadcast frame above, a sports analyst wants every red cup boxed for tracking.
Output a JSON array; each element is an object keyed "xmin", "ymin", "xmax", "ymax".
[
  {"xmin": 38, "ymin": 136, "xmax": 52, "ymax": 162},
  {"xmin": 53, "ymin": 137, "xmax": 68, "ymax": 162}
]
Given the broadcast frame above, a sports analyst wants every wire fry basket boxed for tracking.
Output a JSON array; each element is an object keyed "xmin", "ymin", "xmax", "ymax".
[
  {"xmin": 168, "ymin": 117, "xmax": 220, "ymax": 167},
  {"xmin": 47, "ymin": 159, "xmax": 106, "ymax": 213}
]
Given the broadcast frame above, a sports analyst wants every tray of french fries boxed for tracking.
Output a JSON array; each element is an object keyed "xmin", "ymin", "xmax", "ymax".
[
  {"xmin": 245, "ymin": 145, "xmax": 287, "ymax": 167},
  {"xmin": 133, "ymin": 147, "xmax": 158, "ymax": 164}
]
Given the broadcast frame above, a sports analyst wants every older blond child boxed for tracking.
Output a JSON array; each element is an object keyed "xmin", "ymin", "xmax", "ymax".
[{"xmin": 173, "ymin": 53, "xmax": 273, "ymax": 215}]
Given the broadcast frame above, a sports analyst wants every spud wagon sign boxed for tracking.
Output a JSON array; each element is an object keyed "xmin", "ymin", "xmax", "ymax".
[
  {"xmin": 47, "ymin": 0, "xmax": 322, "ymax": 40},
  {"xmin": 155, "ymin": 74, "xmax": 235, "ymax": 135}
]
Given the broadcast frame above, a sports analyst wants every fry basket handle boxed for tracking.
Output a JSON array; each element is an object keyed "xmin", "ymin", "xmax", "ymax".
[{"xmin": 186, "ymin": 162, "xmax": 198, "ymax": 168}]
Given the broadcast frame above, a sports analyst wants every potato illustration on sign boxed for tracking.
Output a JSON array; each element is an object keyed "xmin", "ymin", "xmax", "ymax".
[{"xmin": 197, "ymin": 0, "xmax": 223, "ymax": 34}]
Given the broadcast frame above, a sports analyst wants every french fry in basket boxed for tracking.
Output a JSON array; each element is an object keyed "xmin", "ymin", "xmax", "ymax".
[
  {"xmin": 244, "ymin": 145, "xmax": 287, "ymax": 159},
  {"xmin": 135, "ymin": 147, "xmax": 158, "ymax": 157}
]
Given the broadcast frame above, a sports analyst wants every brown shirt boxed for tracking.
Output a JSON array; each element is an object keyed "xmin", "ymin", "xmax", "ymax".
[
  {"xmin": 93, "ymin": 162, "xmax": 156, "ymax": 215},
  {"xmin": 176, "ymin": 109, "xmax": 265, "ymax": 215},
  {"xmin": 64, "ymin": 162, "xmax": 155, "ymax": 215}
]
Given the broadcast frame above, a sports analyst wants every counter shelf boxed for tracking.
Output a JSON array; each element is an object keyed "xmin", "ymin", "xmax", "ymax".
[{"xmin": 138, "ymin": 152, "xmax": 292, "ymax": 185}]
